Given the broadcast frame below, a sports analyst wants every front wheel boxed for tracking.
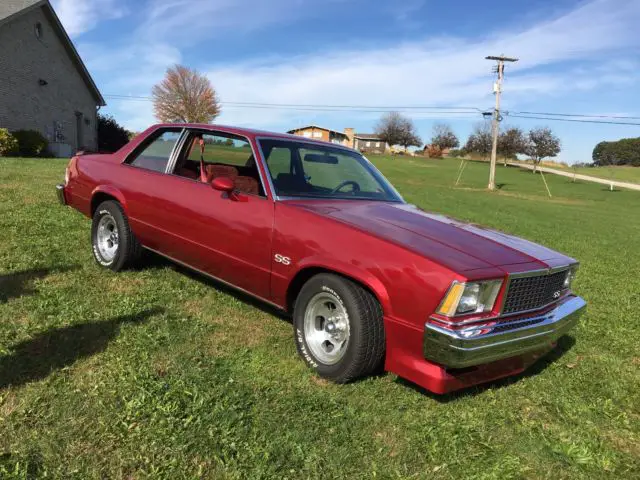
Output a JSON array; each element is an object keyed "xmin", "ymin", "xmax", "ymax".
[
  {"xmin": 91, "ymin": 200, "xmax": 141, "ymax": 271},
  {"xmin": 293, "ymin": 273, "xmax": 385, "ymax": 383}
]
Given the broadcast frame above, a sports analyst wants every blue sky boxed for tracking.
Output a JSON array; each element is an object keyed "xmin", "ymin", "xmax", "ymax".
[{"xmin": 51, "ymin": 0, "xmax": 640, "ymax": 164}]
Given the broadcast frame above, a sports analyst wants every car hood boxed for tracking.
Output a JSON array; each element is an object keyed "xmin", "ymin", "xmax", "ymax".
[{"xmin": 287, "ymin": 200, "xmax": 572, "ymax": 274}]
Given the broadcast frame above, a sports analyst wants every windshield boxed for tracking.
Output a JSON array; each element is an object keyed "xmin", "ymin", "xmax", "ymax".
[{"xmin": 259, "ymin": 138, "xmax": 403, "ymax": 202}]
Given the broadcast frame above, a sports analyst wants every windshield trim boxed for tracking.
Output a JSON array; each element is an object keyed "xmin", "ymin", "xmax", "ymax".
[{"xmin": 255, "ymin": 135, "xmax": 405, "ymax": 203}]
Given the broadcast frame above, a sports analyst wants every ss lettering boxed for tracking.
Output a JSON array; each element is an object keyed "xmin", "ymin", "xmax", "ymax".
[{"xmin": 274, "ymin": 254, "xmax": 291, "ymax": 265}]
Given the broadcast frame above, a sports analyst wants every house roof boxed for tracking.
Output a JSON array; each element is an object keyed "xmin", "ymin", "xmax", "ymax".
[
  {"xmin": 355, "ymin": 133, "xmax": 382, "ymax": 140},
  {"xmin": 287, "ymin": 125, "xmax": 348, "ymax": 137},
  {"xmin": 0, "ymin": 0, "xmax": 106, "ymax": 106}
]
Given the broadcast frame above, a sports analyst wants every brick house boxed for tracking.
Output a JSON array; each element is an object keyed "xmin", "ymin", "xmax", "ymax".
[
  {"xmin": 0, "ymin": 0, "xmax": 105, "ymax": 156},
  {"xmin": 288, "ymin": 125, "xmax": 390, "ymax": 154}
]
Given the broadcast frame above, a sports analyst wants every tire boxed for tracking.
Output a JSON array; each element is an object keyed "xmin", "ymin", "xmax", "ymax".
[
  {"xmin": 293, "ymin": 273, "xmax": 385, "ymax": 383},
  {"xmin": 91, "ymin": 200, "xmax": 141, "ymax": 271}
]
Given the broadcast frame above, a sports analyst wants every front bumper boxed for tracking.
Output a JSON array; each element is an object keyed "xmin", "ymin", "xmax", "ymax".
[
  {"xmin": 424, "ymin": 295, "xmax": 586, "ymax": 368},
  {"xmin": 56, "ymin": 184, "xmax": 66, "ymax": 205}
]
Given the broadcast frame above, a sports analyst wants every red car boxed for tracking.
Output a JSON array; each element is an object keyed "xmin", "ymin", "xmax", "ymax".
[{"xmin": 57, "ymin": 124, "xmax": 586, "ymax": 394}]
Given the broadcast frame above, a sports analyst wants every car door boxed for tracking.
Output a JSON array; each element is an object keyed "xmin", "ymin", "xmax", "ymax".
[
  {"xmin": 155, "ymin": 129, "xmax": 275, "ymax": 300},
  {"xmin": 118, "ymin": 127, "xmax": 190, "ymax": 258}
]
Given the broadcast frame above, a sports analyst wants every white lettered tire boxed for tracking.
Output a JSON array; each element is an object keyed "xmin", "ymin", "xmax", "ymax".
[
  {"xmin": 91, "ymin": 200, "xmax": 141, "ymax": 271},
  {"xmin": 293, "ymin": 273, "xmax": 385, "ymax": 383}
]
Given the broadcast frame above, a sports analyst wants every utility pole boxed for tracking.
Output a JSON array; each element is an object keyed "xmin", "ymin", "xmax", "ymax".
[{"xmin": 485, "ymin": 55, "xmax": 518, "ymax": 190}]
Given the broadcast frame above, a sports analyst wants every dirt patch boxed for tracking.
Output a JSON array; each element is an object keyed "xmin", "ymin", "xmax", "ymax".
[
  {"xmin": 108, "ymin": 277, "xmax": 146, "ymax": 295},
  {"xmin": 0, "ymin": 392, "xmax": 19, "ymax": 418},
  {"xmin": 374, "ymin": 428, "xmax": 404, "ymax": 458}
]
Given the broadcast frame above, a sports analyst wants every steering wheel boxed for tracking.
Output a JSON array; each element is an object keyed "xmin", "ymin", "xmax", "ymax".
[{"xmin": 331, "ymin": 180, "xmax": 361, "ymax": 194}]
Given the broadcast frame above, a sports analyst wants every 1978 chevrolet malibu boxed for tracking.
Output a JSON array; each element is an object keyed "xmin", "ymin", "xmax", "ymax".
[{"xmin": 56, "ymin": 124, "xmax": 586, "ymax": 394}]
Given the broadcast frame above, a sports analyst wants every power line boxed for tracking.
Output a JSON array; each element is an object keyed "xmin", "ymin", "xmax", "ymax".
[
  {"xmin": 511, "ymin": 111, "xmax": 640, "ymax": 120},
  {"xmin": 103, "ymin": 94, "xmax": 482, "ymax": 112},
  {"xmin": 508, "ymin": 113, "xmax": 640, "ymax": 126},
  {"xmin": 102, "ymin": 94, "xmax": 640, "ymax": 124}
]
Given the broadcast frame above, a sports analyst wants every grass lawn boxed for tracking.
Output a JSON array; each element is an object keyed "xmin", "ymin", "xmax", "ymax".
[
  {"xmin": 1, "ymin": 155, "xmax": 639, "ymax": 479},
  {"xmin": 567, "ymin": 165, "xmax": 640, "ymax": 184}
]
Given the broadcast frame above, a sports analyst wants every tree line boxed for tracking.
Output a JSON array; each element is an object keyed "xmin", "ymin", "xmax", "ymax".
[{"xmin": 592, "ymin": 138, "xmax": 640, "ymax": 166}]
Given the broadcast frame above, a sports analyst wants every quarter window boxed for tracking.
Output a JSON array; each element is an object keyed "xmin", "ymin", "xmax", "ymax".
[{"xmin": 128, "ymin": 129, "xmax": 182, "ymax": 172}]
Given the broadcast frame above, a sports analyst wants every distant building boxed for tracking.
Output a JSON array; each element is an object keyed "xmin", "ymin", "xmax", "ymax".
[
  {"xmin": 287, "ymin": 125, "xmax": 349, "ymax": 145},
  {"xmin": 352, "ymin": 133, "xmax": 388, "ymax": 154},
  {"xmin": 0, "ymin": 0, "xmax": 105, "ymax": 156},
  {"xmin": 288, "ymin": 125, "xmax": 390, "ymax": 153}
]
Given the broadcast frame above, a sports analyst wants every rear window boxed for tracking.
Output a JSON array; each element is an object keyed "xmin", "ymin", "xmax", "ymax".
[{"xmin": 128, "ymin": 129, "xmax": 182, "ymax": 173}]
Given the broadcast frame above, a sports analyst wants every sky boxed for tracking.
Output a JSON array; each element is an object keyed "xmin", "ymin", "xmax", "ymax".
[{"xmin": 51, "ymin": 0, "xmax": 640, "ymax": 164}]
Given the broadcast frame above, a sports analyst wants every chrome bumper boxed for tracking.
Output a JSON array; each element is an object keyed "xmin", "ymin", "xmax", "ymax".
[
  {"xmin": 56, "ymin": 184, "xmax": 66, "ymax": 205},
  {"xmin": 424, "ymin": 296, "xmax": 586, "ymax": 368}
]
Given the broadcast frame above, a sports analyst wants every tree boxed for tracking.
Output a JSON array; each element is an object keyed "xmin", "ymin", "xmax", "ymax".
[
  {"xmin": 375, "ymin": 112, "xmax": 405, "ymax": 148},
  {"xmin": 497, "ymin": 126, "xmax": 527, "ymax": 165},
  {"xmin": 464, "ymin": 122, "xmax": 492, "ymax": 159},
  {"xmin": 431, "ymin": 123, "xmax": 459, "ymax": 150},
  {"xmin": 592, "ymin": 138, "xmax": 640, "ymax": 166},
  {"xmin": 398, "ymin": 118, "xmax": 422, "ymax": 151},
  {"xmin": 375, "ymin": 112, "xmax": 421, "ymax": 151},
  {"xmin": 152, "ymin": 64, "xmax": 220, "ymax": 123},
  {"xmin": 98, "ymin": 114, "xmax": 131, "ymax": 152},
  {"xmin": 525, "ymin": 127, "xmax": 561, "ymax": 172}
]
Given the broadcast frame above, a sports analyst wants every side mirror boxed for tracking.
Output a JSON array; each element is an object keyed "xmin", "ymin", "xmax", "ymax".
[{"xmin": 211, "ymin": 176, "xmax": 234, "ymax": 193}]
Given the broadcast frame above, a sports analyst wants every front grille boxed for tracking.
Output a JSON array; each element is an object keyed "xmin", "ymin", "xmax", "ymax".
[{"xmin": 502, "ymin": 270, "xmax": 567, "ymax": 314}]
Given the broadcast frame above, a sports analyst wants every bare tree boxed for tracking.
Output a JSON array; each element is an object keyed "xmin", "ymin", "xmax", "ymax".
[
  {"xmin": 497, "ymin": 126, "xmax": 527, "ymax": 165},
  {"xmin": 375, "ymin": 112, "xmax": 405, "ymax": 148},
  {"xmin": 152, "ymin": 65, "xmax": 220, "ymax": 123},
  {"xmin": 399, "ymin": 117, "xmax": 422, "ymax": 152},
  {"xmin": 464, "ymin": 122, "xmax": 492, "ymax": 159},
  {"xmin": 431, "ymin": 123, "xmax": 460, "ymax": 150},
  {"xmin": 525, "ymin": 127, "xmax": 561, "ymax": 172},
  {"xmin": 375, "ymin": 112, "xmax": 421, "ymax": 151}
]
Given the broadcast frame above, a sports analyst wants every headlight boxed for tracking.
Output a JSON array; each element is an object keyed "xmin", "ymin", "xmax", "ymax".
[{"xmin": 436, "ymin": 279, "xmax": 503, "ymax": 317}]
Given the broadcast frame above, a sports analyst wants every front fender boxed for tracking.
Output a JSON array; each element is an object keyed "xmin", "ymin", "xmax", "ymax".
[{"xmin": 293, "ymin": 256, "xmax": 393, "ymax": 317}]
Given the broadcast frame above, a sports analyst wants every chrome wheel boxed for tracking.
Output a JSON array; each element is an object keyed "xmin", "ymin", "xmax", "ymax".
[
  {"xmin": 303, "ymin": 292, "xmax": 350, "ymax": 365},
  {"xmin": 96, "ymin": 214, "xmax": 119, "ymax": 262}
]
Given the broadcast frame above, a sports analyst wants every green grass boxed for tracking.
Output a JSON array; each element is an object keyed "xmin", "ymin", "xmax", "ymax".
[
  {"xmin": 567, "ymin": 165, "xmax": 640, "ymax": 184},
  {"xmin": 1, "ymin": 155, "xmax": 639, "ymax": 479}
]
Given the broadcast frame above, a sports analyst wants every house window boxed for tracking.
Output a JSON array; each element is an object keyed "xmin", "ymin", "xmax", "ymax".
[
  {"xmin": 313, "ymin": 131, "xmax": 323, "ymax": 138},
  {"xmin": 34, "ymin": 22, "xmax": 43, "ymax": 39},
  {"xmin": 302, "ymin": 131, "xmax": 312, "ymax": 137},
  {"xmin": 376, "ymin": 142, "xmax": 381, "ymax": 147},
  {"xmin": 366, "ymin": 141, "xmax": 371, "ymax": 147}
]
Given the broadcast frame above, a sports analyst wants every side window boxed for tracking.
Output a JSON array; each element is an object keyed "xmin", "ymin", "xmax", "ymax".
[
  {"xmin": 128, "ymin": 129, "xmax": 182, "ymax": 173},
  {"xmin": 187, "ymin": 133, "xmax": 252, "ymax": 168},
  {"xmin": 264, "ymin": 147, "xmax": 292, "ymax": 179},
  {"xmin": 175, "ymin": 131, "xmax": 264, "ymax": 197}
]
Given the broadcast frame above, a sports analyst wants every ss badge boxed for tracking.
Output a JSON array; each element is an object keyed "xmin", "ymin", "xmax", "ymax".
[
  {"xmin": 553, "ymin": 291, "xmax": 562, "ymax": 299},
  {"xmin": 274, "ymin": 254, "xmax": 291, "ymax": 265}
]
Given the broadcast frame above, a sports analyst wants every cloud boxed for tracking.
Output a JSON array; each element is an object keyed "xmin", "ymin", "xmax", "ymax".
[
  {"xmin": 52, "ymin": 0, "xmax": 128, "ymax": 37},
  {"xmin": 88, "ymin": 0, "xmax": 640, "ymax": 136}
]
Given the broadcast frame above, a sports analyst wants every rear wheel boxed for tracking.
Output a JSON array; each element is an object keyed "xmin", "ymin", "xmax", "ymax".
[
  {"xmin": 293, "ymin": 273, "xmax": 385, "ymax": 383},
  {"xmin": 91, "ymin": 200, "xmax": 141, "ymax": 271}
]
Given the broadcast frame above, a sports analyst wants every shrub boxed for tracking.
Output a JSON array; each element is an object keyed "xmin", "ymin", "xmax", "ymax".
[
  {"xmin": 98, "ymin": 114, "xmax": 131, "ymax": 152},
  {"xmin": 12, "ymin": 129, "xmax": 49, "ymax": 156},
  {"xmin": 425, "ymin": 145, "xmax": 443, "ymax": 158},
  {"xmin": 0, "ymin": 128, "xmax": 18, "ymax": 156}
]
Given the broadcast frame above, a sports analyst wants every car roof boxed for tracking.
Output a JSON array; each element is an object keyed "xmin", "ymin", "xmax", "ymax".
[{"xmin": 152, "ymin": 123, "xmax": 356, "ymax": 151}]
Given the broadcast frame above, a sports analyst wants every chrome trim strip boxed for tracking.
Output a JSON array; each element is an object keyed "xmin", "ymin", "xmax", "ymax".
[
  {"xmin": 142, "ymin": 246, "xmax": 285, "ymax": 311},
  {"xmin": 424, "ymin": 295, "xmax": 586, "ymax": 368},
  {"xmin": 56, "ymin": 183, "xmax": 66, "ymax": 205},
  {"xmin": 164, "ymin": 128, "xmax": 189, "ymax": 174}
]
